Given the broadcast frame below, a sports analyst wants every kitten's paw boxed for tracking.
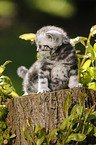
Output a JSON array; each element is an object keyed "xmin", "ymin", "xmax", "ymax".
[
  {"xmin": 69, "ymin": 76, "xmax": 82, "ymax": 88},
  {"xmin": 78, "ymin": 83, "xmax": 82, "ymax": 87},
  {"xmin": 37, "ymin": 88, "xmax": 51, "ymax": 94},
  {"xmin": 69, "ymin": 83, "xmax": 82, "ymax": 88},
  {"xmin": 23, "ymin": 92, "xmax": 28, "ymax": 96},
  {"xmin": 75, "ymin": 83, "xmax": 82, "ymax": 88}
]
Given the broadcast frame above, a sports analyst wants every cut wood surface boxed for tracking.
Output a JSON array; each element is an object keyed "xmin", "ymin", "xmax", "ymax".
[{"xmin": 6, "ymin": 87, "xmax": 96, "ymax": 145}]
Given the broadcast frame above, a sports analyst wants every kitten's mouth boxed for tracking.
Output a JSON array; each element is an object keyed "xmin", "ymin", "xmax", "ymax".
[
  {"xmin": 37, "ymin": 45, "xmax": 57, "ymax": 57},
  {"xmin": 37, "ymin": 45, "xmax": 50, "ymax": 52},
  {"xmin": 40, "ymin": 45, "xmax": 50, "ymax": 50},
  {"xmin": 37, "ymin": 51, "xmax": 50, "ymax": 58},
  {"xmin": 36, "ymin": 45, "xmax": 51, "ymax": 58}
]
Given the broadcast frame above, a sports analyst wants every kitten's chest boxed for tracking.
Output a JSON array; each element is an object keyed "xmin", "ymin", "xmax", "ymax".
[{"xmin": 51, "ymin": 61, "xmax": 69, "ymax": 80}]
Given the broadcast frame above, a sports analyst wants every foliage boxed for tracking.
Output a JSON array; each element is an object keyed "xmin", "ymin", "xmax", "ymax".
[
  {"xmin": 0, "ymin": 61, "xmax": 18, "ymax": 145},
  {"xmin": 0, "ymin": 61, "xmax": 19, "ymax": 98},
  {"xmin": 70, "ymin": 25, "xmax": 96, "ymax": 91},
  {"xmin": 23, "ymin": 93, "xmax": 96, "ymax": 145}
]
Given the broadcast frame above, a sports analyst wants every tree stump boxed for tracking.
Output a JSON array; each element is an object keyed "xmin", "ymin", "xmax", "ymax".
[{"xmin": 5, "ymin": 87, "xmax": 96, "ymax": 145}]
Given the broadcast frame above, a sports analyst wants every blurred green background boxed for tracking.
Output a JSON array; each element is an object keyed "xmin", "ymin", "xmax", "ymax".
[{"xmin": 0, "ymin": 0, "xmax": 96, "ymax": 96}]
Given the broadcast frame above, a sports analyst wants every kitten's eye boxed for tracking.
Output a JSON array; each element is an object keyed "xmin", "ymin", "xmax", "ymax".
[{"xmin": 47, "ymin": 34, "xmax": 52, "ymax": 39}]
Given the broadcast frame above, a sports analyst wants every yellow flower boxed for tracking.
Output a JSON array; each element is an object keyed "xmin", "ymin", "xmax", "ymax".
[{"xmin": 19, "ymin": 33, "xmax": 36, "ymax": 42}]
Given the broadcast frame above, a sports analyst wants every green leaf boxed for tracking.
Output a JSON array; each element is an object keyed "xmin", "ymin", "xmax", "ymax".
[
  {"xmin": 0, "ymin": 75, "xmax": 17, "ymax": 96},
  {"xmin": 73, "ymin": 121, "xmax": 83, "ymax": 132},
  {"xmin": 34, "ymin": 124, "xmax": 41, "ymax": 134},
  {"xmin": 82, "ymin": 59, "xmax": 91, "ymax": 70},
  {"xmin": 23, "ymin": 126, "xmax": 34, "ymax": 143},
  {"xmin": 48, "ymin": 128, "xmax": 59, "ymax": 142},
  {"xmin": 91, "ymin": 126, "xmax": 96, "ymax": 136},
  {"xmin": 84, "ymin": 104, "xmax": 95, "ymax": 125},
  {"xmin": 38, "ymin": 128, "xmax": 46, "ymax": 139},
  {"xmin": 64, "ymin": 93, "xmax": 73, "ymax": 117},
  {"xmin": 0, "ymin": 121, "xmax": 6, "ymax": 129},
  {"xmin": 0, "ymin": 66, "xmax": 5, "ymax": 74},
  {"xmin": 60, "ymin": 118, "xmax": 69, "ymax": 130},
  {"xmin": 79, "ymin": 92, "xmax": 87, "ymax": 106},
  {"xmin": 3, "ymin": 60, "xmax": 12, "ymax": 67},
  {"xmin": 65, "ymin": 133, "xmax": 86, "ymax": 143},
  {"xmin": 4, "ymin": 86, "xmax": 13, "ymax": 95},
  {"xmin": 75, "ymin": 105, "xmax": 84, "ymax": 117},
  {"xmin": 86, "ymin": 45, "xmax": 93, "ymax": 54},
  {"xmin": 80, "ymin": 76, "xmax": 92, "ymax": 86},
  {"xmin": 71, "ymin": 105, "xmax": 84, "ymax": 117},
  {"xmin": 27, "ymin": 118, "xmax": 34, "ymax": 134},
  {"xmin": 94, "ymin": 43, "xmax": 96, "ymax": 52},
  {"xmin": 86, "ymin": 67, "xmax": 94, "ymax": 77},
  {"xmin": 83, "ymin": 122, "xmax": 93, "ymax": 135},
  {"xmin": 9, "ymin": 134, "xmax": 16, "ymax": 139},
  {"xmin": 87, "ymin": 111, "xmax": 96, "ymax": 120},
  {"xmin": 88, "ymin": 82, "xmax": 96, "ymax": 91},
  {"xmin": 90, "ymin": 49, "xmax": 96, "ymax": 60},
  {"xmin": 37, "ymin": 136, "xmax": 44, "ymax": 145},
  {"xmin": 93, "ymin": 68, "xmax": 96, "ymax": 79},
  {"xmin": 9, "ymin": 91, "xmax": 19, "ymax": 97},
  {"xmin": 0, "ymin": 106, "xmax": 7, "ymax": 120},
  {"xmin": 0, "ymin": 61, "xmax": 12, "ymax": 74},
  {"xmin": 4, "ymin": 126, "xmax": 12, "ymax": 135}
]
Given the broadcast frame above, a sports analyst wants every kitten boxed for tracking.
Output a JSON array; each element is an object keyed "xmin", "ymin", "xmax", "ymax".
[{"xmin": 17, "ymin": 26, "xmax": 79, "ymax": 95}]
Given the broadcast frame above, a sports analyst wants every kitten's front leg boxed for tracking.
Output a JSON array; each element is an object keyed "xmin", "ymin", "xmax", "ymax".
[
  {"xmin": 37, "ymin": 70, "xmax": 51, "ymax": 93},
  {"xmin": 68, "ymin": 69, "xmax": 81, "ymax": 88},
  {"xmin": 68, "ymin": 75, "xmax": 79, "ymax": 88}
]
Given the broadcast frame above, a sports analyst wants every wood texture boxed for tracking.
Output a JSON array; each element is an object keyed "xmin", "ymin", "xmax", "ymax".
[{"xmin": 5, "ymin": 87, "xmax": 96, "ymax": 145}]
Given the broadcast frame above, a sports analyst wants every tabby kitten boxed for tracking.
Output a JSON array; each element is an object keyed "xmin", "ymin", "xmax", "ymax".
[{"xmin": 17, "ymin": 26, "xmax": 79, "ymax": 95}]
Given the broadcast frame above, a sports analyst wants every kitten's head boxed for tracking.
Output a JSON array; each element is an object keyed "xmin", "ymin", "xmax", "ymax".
[{"xmin": 35, "ymin": 26, "xmax": 70, "ymax": 55}]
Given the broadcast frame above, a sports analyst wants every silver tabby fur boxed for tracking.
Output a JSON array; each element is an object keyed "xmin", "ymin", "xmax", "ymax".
[{"xmin": 17, "ymin": 26, "xmax": 79, "ymax": 95}]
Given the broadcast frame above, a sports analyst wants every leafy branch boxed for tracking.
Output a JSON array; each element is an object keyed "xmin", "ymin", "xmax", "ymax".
[
  {"xmin": 70, "ymin": 25, "xmax": 96, "ymax": 91},
  {"xmin": 0, "ymin": 61, "xmax": 18, "ymax": 145}
]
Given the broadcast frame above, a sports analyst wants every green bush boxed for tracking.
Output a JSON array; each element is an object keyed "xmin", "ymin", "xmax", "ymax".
[
  {"xmin": 0, "ymin": 61, "xmax": 18, "ymax": 145},
  {"xmin": 71, "ymin": 25, "xmax": 96, "ymax": 91},
  {"xmin": 23, "ymin": 93, "xmax": 96, "ymax": 145}
]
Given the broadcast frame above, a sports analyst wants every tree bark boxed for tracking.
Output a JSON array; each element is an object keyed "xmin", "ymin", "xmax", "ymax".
[{"xmin": 5, "ymin": 87, "xmax": 96, "ymax": 145}]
